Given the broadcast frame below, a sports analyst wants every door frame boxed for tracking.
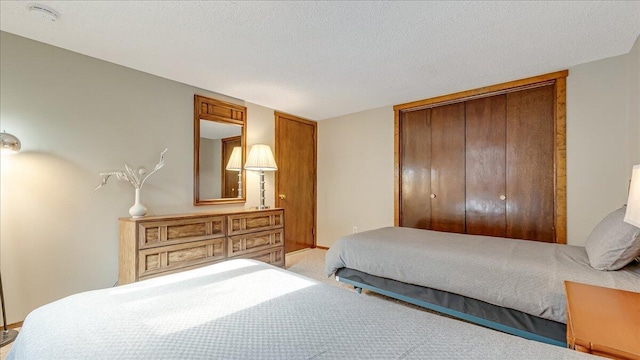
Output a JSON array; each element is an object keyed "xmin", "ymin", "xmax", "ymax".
[
  {"xmin": 393, "ymin": 70, "xmax": 568, "ymax": 244},
  {"xmin": 274, "ymin": 111, "xmax": 318, "ymax": 248},
  {"xmin": 221, "ymin": 135, "xmax": 241, "ymax": 197}
]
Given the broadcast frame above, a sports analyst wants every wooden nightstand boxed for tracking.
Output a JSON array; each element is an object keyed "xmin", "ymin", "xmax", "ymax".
[{"xmin": 564, "ymin": 281, "xmax": 640, "ymax": 359}]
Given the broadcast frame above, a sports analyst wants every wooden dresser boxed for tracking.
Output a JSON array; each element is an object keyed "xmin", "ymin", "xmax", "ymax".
[{"xmin": 118, "ymin": 208, "xmax": 284, "ymax": 285}]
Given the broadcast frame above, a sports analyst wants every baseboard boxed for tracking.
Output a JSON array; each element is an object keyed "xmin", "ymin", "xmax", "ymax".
[
  {"xmin": 315, "ymin": 246, "xmax": 329, "ymax": 250},
  {"xmin": 7, "ymin": 321, "xmax": 23, "ymax": 329}
]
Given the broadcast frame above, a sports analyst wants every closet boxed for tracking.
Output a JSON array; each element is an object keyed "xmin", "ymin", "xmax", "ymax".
[{"xmin": 394, "ymin": 71, "xmax": 566, "ymax": 243}]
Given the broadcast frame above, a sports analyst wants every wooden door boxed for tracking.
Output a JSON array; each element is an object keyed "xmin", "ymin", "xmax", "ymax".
[
  {"xmin": 430, "ymin": 103, "xmax": 466, "ymax": 233},
  {"xmin": 275, "ymin": 112, "xmax": 317, "ymax": 253},
  {"xmin": 395, "ymin": 72, "xmax": 566, "ymax": 244},
  {"xmin": 221, "ymin": 136, "xmax": 241, "ymax": 198},
  {"xmin": 400, "ymin": 109, "xmax": 432, "ymax": 229},
  {"xmin": 465, "ymin": 95, "xmax": 507, "ymax": 237},
  {"xmin": 506, "ymin": 85, "xmax": 555, "ymax": 242}
]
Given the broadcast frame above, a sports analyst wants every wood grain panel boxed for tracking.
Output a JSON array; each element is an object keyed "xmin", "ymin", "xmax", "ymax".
[
  {"xmin": 465, "ymin": 95, "xmax": 507, "ymax": 237},
  {"xmin": 144, "ymin": 227, "xmax": 160, "ymax": 244},
  {"xmin": 167, "ymin": 245, "xmax": 208, "ymax": 265},
  {"xmin": 195, "ymin": 95, "xmax": 246, "ymax": 126},
  {"xmin": 228, "ymin": 229, "xmax": 283, "ymax": 257},
  {"xmin": 138, "ymin": 238, "xmax": 225, "ymax": 278},
  {"xmin": 118, "ymin": 221, "xmax": 138, "ymax": 285},
  {"xmin": 394, "ymin": 108, "xmax": 401, "ymax": 226},
  {"xmin": 555, "ymin": 77, "xmax": 567, "ymax": 244},
  {"xmin": 394, "ymin": 71, "xmax": 567, "ymax": 244},
  {"xmin": 167, "ymin": 223, "xmax": 207, "ymax": 239},
  {"xmin": 430, "ymin": 103, "xmax": 466, "ymax": 233},
  {"xmin": 227, "ymin": 210, "xmax": 284, "ymax": 235},
  {"xmin": 274, "ymin": 112, "xmax": 317, "ymax": 253},
  {"xmin": 506, "ymin": 85, "xmax": 555, "ymax": 242},
  {"xmin": 145, "ymin": 254, "xmax": 160, "ymax": 271},
  {"xmin": 400, "ymin": 109, "xmax": 431, "ymax": 229},
  {"xmin": 394, "ymin": 70, "xmax": 568, "ymax": 112},
  {"xmin": 139, "ymin": 216, "xmax": 225, "ymax": 249}
]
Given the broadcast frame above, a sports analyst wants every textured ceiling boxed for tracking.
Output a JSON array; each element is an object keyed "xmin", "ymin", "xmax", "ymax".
[{"xmin": 1, "ymin": 1, "xmax": 639, "ymax": 120}]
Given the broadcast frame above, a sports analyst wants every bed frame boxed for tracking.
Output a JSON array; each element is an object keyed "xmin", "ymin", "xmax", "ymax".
[{"xmin": 336, "ymin": 268, "xmax": 567, "ymax": 347}]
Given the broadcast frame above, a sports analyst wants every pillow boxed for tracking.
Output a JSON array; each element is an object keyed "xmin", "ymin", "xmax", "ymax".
[{"xmin": 585, "ymin": 206, "xmax": 640, "ymax": 270}]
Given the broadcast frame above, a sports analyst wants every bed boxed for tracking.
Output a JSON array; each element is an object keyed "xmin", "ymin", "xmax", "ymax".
[
  {"xmin": 325, "ymin": 226, "xmax": 640, "ymax": 346},
  {"xmin": 9, "ymin": 259, "xmax": 596, "ymax": 359}
]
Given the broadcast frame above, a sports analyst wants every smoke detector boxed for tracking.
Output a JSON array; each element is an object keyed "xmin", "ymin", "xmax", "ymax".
[{"xmin": 28, "ymin": 4, "xmax": 59, "ymax": 22}]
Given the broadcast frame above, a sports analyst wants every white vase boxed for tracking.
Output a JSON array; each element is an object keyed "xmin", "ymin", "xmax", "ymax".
[{"xmin": 129, "ymin": 188, "xmax": 147, "ymax": 218}]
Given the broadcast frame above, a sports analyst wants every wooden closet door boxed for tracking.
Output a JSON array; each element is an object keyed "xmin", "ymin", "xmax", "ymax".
[
  {"xmin": 465, "ymin": 95, "xmax": 507, "ymax": 237},
  {"xmin": 430, "ymin": 103, "xmax": 466, "ymax": 233},
  {"xmin": 506, "ymin": 85, "xmax": 555, "ymax": 242},
  {"xmin": 400, "ymin": 109, "xmax": 431, "ymax": 229}
]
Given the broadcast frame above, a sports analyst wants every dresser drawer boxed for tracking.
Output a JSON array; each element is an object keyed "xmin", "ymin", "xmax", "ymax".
[
  {"xmin": 227, "ymin": 210, "xmax": 283, "ymax": 236},
  {"xmin": 228, "ymin": 229, "xmax": 283, "ymax": 258},
  {"xmin": 233, "ymin": 246, "xmax": 284, "ymax": 267},
  {"xmin": 138, "ymin": 216, "xmax": 225, "ymax": 249},
  {"xmin": 138, "ymin": 237, "xmax": 225, "ymax": 278}
]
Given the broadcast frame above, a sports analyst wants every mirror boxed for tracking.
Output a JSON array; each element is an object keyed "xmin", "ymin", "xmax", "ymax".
[{"xmin": 194, "ymin": 95, "xmax": 247, "ymax": 205}]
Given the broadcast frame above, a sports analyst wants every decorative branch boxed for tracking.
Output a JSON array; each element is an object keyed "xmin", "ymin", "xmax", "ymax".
[{"xmin": 94, "ymin": 148, "xmax": 168, "ymax": 192}]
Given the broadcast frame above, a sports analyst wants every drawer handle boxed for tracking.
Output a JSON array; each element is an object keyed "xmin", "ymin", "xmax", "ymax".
[
  {"xmin": 430, "ymin": 194, "xmax": 436, "ymax": 199},
  {"xmin": 500, "ymin": 195, "xmax": 506, "ymax": 201}
]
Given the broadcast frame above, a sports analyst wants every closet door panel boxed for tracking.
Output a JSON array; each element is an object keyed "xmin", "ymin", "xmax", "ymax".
[
  {"xmin": 400, "ymin": 109, "xmax": 432, "ymax": 229},
  {"xmin": 430, "ymin": 103, "xmax": 466, "ymax": 233},
  {"xmin": 506, "ymin": 85, "xmax": 555, "ymax": 242},
  {"xmin": 465, "ymin": 95, "xmax": 507, "ymax": 237}
]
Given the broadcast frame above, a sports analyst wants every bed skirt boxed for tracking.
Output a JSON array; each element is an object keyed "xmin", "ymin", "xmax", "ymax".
[{"xmin": 336, "ymin": 267, "xmax": 566, "ymax": 346}]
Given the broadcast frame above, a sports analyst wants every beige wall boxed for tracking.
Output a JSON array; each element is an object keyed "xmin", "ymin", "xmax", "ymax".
[
  {"xmin": 318, "ymin": 37, "xmax": 640, "ymax": 248},
  {"xmin": 566, "ymin": 37, "xmax": 639, "ymax": 246},
  {"xmin": 0, "ymin": 32, "xmax": 275, "ymax": 324},
  {"xmin": 629, "ymin": 35, "xmax": 640, "ymax": 166},
  {"xmin": 318, "ymin": 106, "xmax": 395, "ymax": 246}
]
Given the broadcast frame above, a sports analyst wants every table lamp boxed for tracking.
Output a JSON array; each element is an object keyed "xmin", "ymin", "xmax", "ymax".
[
  {"xmin": 244, "ymin": 144, "xmax": 277, "ymax": 209},
  {"xmin": 0, "ymin": 131, "xmax": 20, "ymax": 347}
]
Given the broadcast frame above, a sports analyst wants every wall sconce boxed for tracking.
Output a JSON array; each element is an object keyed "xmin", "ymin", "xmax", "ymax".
[
  {"xmin": 244, "ymin": 144, "xmax": 277, "ymax": 210},
  {"xmin": 225, "ymin": 146, "xmax": 243, "ymax": 198}
]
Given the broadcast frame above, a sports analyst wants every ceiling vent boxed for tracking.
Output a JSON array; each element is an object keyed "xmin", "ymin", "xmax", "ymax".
[{"xmin": 28, "ymin": 4, "xmax": 59, "ymax": 22}]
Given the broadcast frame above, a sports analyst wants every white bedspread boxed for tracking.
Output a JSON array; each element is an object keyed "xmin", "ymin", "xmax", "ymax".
[
  {"xmin": 9, "ymin": 259, "xmax": 596, "ymax": 359},
  {"xmin": 325, "ymin": 227, "xmax": 640, "ymax": 323}
]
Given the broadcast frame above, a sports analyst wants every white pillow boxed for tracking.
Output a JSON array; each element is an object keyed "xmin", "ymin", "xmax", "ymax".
[{"xmin": 585, "ymin": 206, "xmax": 640, "ymax": 271}]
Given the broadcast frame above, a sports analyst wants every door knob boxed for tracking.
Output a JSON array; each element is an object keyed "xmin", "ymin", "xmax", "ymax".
[
  {"xmin": 430, "ymin": 194, "xmax": 436, "ymax": 199},
  {"xmin": 279, "ymin": 194, "xmax": 286, "ymax": 200},
  {"xmin": 499, "ymin": 195, "xmax": 506, "ymax": 201}
]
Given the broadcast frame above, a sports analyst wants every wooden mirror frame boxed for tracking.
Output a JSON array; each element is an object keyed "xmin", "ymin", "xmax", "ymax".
[{"xmin": 194, "ymin": 95, "xmax": 247, "ymax": 205}]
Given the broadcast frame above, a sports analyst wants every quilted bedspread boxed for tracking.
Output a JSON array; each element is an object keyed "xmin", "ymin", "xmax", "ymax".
[
  {"xmin": 326, "ymin": 227, "xmax": 640, "ymax": 324},
  {"xmin": 9, "ymin": 259, "xmax": 602, "ymax": 359}
]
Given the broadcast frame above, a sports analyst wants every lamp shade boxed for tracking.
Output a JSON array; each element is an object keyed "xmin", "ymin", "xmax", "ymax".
[
  {"xmin": 624, "ymin": 164, "xmax": 640, "ymax": 228},
  {"xmin": 0, "ymin": 131, "xmax": 21, "ymax": 154},
  {"xmin": 225, "ymin": 146, "xmax": 243, "ymax": 171},
  {"xmin": 244, "ymin": 144, "xmax": 277, "ymax": 171}
]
